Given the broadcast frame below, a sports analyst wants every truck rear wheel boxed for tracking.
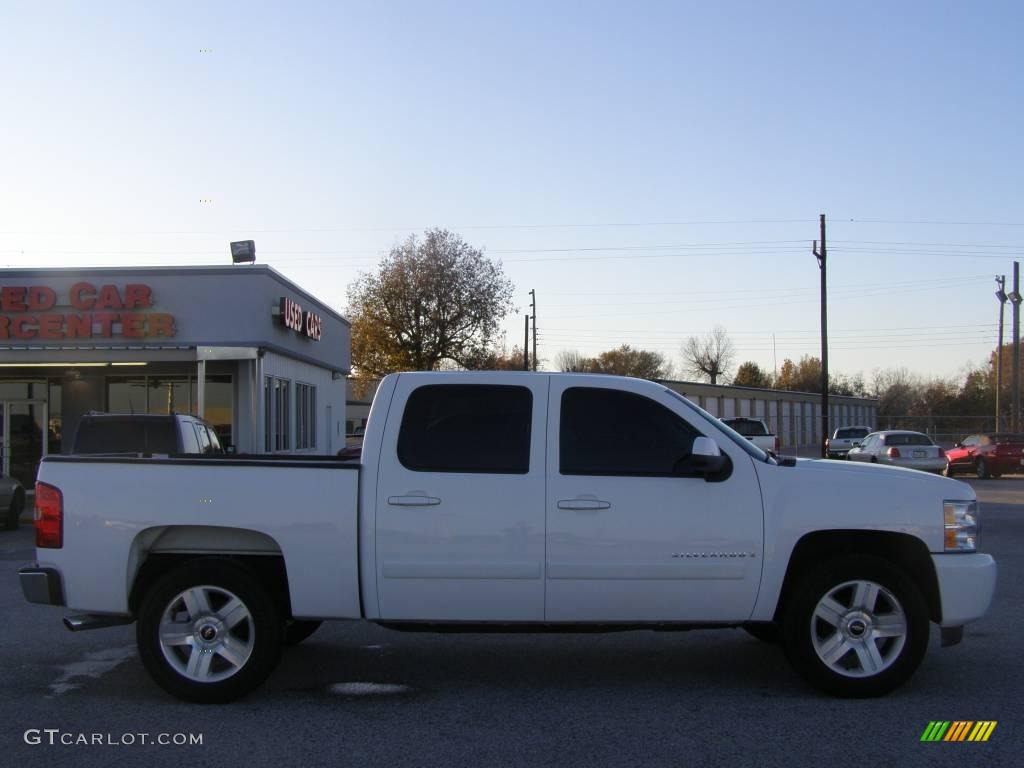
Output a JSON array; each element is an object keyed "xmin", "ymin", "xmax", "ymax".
[
  {"xmin": 781, "ymin": 554, "xmax": 928, "ymax": 697},
  {"xmin": 137, "ymin": 559, "xmax": 283, "ymax": 703}
]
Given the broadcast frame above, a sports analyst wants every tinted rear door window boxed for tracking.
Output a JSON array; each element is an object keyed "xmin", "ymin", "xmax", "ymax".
[
  {"xmin": 398, "ymin": 385, "xmax": 532, "ymax": 473},
  {"xmin": 561, "ymin": 387, "xmax": 701, "ymax": 476}
]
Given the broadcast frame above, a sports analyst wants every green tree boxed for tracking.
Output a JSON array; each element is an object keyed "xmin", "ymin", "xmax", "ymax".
[
  {"xmin": 732, "ymin": 361, "xmax": 773, "ymax": 388},
  {"xmin": 347, "ymin": 229, "xmax": 516, "ymax": 376},
  {"xmin": 589, "ymin": 344, "xmax": 672, "ymax": 379}
]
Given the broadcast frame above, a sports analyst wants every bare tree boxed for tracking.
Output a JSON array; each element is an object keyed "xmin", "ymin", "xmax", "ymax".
[
  {"xmin": 554, "ymin": 349, "xmax": 591, "ymax": 372},
  {"xmin": 681, "ymin": 326, "xmax": 735, "ymax": 385}
]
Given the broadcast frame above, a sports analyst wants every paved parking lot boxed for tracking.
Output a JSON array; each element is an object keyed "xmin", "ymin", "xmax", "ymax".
[{"xmin": 0, "ymin": 478, "xmax": 1018, "ymax": 768}]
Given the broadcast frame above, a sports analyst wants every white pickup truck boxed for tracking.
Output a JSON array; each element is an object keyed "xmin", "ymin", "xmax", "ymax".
[
  {"xmin": 720, "ymin": 417, "xmax": 779, "ymax": 454},
  {"xmin": 20, "ymin": 373, "xmax": 996, "ymax": 703}
]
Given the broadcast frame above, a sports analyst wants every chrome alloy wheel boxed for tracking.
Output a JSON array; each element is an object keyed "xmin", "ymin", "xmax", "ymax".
[
  {"xmin": 810, "ymin": 579, "xmax": 907, "ymax": 678},
  {"xmin": 158, "ymin": 585, "xmax": 254, "ymax": 683}
]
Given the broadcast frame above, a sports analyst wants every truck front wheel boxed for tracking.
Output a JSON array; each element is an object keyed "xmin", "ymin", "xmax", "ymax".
[
  {"xmin": 781, "ymin": 555, "xmax": 928, "ymax": 697},
  {"xmin": 137, "ymin": 559, "xmax": 283, "ymax": 703}
]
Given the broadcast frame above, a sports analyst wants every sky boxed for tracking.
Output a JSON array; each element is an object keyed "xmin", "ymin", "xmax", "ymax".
[{"xmin": 2, "ymin": 0, "xmax": 1022, "ymax": 383}]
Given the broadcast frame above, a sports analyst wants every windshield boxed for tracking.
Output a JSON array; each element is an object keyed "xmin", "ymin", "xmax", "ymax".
[
  {"xmin": 835, "ymin": 428, "xmax": 869, "ymax": 439},
  {"xmin": 664, "ymin": 389, "xmax": 770, "ymax": 462}
]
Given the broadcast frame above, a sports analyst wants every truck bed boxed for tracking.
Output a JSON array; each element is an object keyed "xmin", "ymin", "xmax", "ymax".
[{"xmin": 35, "ymin": 455, "xmax": 362, "ymax": 620}]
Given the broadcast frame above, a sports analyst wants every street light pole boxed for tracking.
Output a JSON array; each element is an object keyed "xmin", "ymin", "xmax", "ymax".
[{"xmin": 995, "ymin": 275, "xmax": 1007, "ymax": 431}]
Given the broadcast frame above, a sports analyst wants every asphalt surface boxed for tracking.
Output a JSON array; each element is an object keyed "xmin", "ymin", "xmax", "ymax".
[{"xmin": 0, "ymin": 478, "xmax": 1019, "ymax": 768}]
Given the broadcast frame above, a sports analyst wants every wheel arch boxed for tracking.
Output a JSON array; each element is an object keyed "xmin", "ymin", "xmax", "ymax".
[
  {"xmin": 773, "ymin": 530, "xmax": 941, "ymax": 625},
  {"xmin": 127, "ymin": 527, "xmax": 293, "ymax": 619}
]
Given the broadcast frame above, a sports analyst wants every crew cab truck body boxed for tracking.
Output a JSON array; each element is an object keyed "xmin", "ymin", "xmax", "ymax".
[{"xmin": 20, "ymin": 372, "xmax": 996, "ymax": 703}]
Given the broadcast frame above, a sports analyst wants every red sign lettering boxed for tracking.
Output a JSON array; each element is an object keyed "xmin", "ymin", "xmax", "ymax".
[
  {"xmin": 1, "ymin": 286, "xmax": 27, "ymax": 312},
  {"xmin": 0, "ymin": 283, "xmax": 176, "ymax": 341},
  {"xmin": 28, "ymin": 286, "xmax": 56, "ymax": 311},
  {"xmin": 70, "ymin": 282, "xmax": 96, "ymax": 310}
]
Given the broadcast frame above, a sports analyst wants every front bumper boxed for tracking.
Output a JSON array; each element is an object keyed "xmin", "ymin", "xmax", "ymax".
[
  {"xmin": 19, "ymin": 567, "xmax": 65, "ymax": 606},
  {"xmin": 931, "ymin": 553, "xmax": 996, "ymax": 627}
]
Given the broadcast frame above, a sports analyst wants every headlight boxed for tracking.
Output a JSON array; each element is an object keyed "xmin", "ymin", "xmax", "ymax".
[{"xmin": 944, "ymin": 500, "xmax": 979, "ymax": 552}]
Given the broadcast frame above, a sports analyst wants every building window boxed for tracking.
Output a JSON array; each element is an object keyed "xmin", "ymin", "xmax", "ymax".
[
  {"xmin": 264, "ymin": 376, "xmax": 291, "ymax": 451},
  {"xmin": 295, "ymin": 383, "xmax": 317, "ymax": 450}
]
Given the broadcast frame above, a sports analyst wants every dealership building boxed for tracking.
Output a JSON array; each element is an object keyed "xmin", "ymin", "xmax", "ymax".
[{"xmin": 0, "ymin": 266, "xmax": 351, "ymax": 489}]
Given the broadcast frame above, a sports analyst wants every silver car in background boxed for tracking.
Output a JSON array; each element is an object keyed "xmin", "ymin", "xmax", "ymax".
[{"xmin": 847, "ymin": 430, "xmax": 946, "ymax": 473}]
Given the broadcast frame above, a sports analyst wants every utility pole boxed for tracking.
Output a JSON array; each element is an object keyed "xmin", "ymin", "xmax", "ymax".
[
  {"xmin": 529, "ymin": 289, "xmax": 538, "ymax": 371},
  {"xmin": 995, "ymin": 275, "xmax": 1007, "ymax": 431},
  {"xmin": 812, "ymin": 214, "xmax": 829, "ymax": 458},
  {"xmin": 523, "ymin": 314, "xmax": 530, "ymax": 371},
  {"xmin": 1012, "ymin": 262, "xmax": 1022, "ymax": 431}
]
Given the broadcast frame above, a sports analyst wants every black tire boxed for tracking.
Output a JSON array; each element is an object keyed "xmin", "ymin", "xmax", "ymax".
[
  {"xmin": 976, "ymin": 458, "xmax": 988, "ymax": 479},
  {"xmin": 743, "ymin": 623, "xmax": 781, "ymax": 644},
  {"xmin": 3, "ymin": 488, "xmax": 23, "ymax": 531},
  {"xmin": 136, "ymin": 558, "xmax": 283, "ymax": 704},
  {"xmin": 284, "ymin": 620, "xmax": 322, "ymax": 646},
  {"xmin": 781, "ymin": 554, "xmax": 929, "ymax": 698}
]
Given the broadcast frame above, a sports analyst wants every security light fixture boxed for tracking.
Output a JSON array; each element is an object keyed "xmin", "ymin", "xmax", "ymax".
[
  {"xmin": 230, "ymin": 240, "xmax": 256, "ymax": 264},
  {"xmin": 1009, "ymin": 290, "xmax": 1022, "ymax": 306},
  {"xmin": 996, "ymin": 288, "xmax": 1008, "ymax": 304}
]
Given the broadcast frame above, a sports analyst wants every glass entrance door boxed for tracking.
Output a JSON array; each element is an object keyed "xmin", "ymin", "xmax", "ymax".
[{"xmin": 2, "ymin": 400, "xmax": 48, "ymax": 490}]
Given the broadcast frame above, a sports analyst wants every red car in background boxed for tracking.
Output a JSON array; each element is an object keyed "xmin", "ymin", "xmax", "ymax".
[{"xmin": 944, "ymin": 433, "xmax": 1024, "ymax": 478}]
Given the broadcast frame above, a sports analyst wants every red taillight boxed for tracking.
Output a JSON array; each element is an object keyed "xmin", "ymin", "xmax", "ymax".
[
  {"xmin": 35, "ymin": 482, "xmax": 63, "ymax": 549},
  {"xmin": 775, "ymin": 436, "xmax": 781, "ymax": 453},
  {"xmin": 887, "ymin": 447, "xmax": 901, "ymax": 458},
  {"xmin": 938, "ymin": 447, "xmax": 946, "ymax": 458}
]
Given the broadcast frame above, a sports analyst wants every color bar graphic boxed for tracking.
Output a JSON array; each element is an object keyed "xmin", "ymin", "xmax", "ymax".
[{"xmin": 921, "ymin": 721, "xmax": 996, "ymax": 742}]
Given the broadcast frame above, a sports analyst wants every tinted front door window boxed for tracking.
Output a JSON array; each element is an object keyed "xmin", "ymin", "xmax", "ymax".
[{"xmin": 560, "ymin": 387, "xmax": 700, "ymax": 476}]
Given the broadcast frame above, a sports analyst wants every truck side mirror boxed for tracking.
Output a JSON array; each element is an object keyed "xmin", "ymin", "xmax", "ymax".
[{"xmin": 676, "ymin": 436, "xmax": 731, "ymax": 482}]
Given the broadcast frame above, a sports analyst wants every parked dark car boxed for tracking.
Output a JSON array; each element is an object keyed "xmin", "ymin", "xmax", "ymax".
[
  {"xmin": 944, "ymin": 433, "xmax": 1024, "ymax": 478},
  {"xmin": 71, "ymin": 413, "xmax": 225, "ymax": 456}
]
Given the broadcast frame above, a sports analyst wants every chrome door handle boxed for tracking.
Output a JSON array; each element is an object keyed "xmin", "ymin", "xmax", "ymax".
[
  {"xmin": 388, "ymin": 495, "xmax": 441, "ymax": 506},
  {"xmin": 557, "ymin": 499, "xmax": 611, "ymax": 511}
]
